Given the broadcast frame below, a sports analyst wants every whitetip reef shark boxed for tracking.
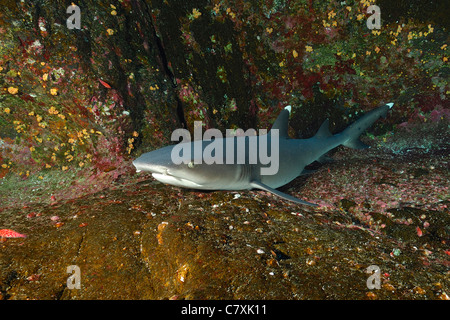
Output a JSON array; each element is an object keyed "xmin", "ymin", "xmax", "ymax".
[{"xmin": 133, "ymin": 103, "xmax": 393, "ymax": 206}]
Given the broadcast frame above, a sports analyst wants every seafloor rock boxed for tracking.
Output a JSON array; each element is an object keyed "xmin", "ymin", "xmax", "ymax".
[{"xmin": 0, "ymin": 150, "xmax": 448, "ymax": 299}]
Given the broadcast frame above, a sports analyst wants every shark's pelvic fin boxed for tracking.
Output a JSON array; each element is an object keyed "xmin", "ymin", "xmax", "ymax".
[
  {"xmin": 317, "ymin": 154, "xmax": 333, "ymax": 163},
  {"xmin": 250, "ymin": 181, "xmax": 318, "ymax": 207},
  {"xmin": 300, "ymin": 169, "xmax": 317, "ymax": 175},
  {"xmin": 269, "ymin": 105, "xmax": 291, "ymax": 138},
  {"xmin": 343, "ymin": 138, "xmax": 370, "ymax": 149}
]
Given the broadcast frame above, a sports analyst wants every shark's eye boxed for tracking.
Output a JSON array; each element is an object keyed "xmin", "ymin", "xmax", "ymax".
[{"xmin": 188, "ymin": 161, "xmax": 195, "ymax": 169}]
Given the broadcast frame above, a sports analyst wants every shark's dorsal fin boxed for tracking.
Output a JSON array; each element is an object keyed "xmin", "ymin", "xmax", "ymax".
[
  {"xmin": 269, "ymin": 105, "xmax": 291, "ymax": 138},
  {"xmin": 314, "ymin": 119, "xmax": 332, "ymax": 139}
]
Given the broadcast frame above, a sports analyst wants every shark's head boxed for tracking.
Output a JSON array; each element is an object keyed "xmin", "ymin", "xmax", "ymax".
[{"xmin": 132, "ymin": 143, "xmax": 238, "ymax": 190}]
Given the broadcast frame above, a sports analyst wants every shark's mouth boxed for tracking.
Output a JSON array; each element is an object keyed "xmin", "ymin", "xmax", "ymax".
[{"xmin": 152, "ymin": 173, "xmax": 203, "ymax": 189}]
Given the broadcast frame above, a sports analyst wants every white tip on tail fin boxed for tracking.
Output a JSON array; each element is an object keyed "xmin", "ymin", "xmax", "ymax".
[
  {"xmin": 284, "ymin": 105, "xmax": 292, "ymax": 113},
  {"xmin": 342, "ymin": 103, "xmax": 394, "ymax": 150}
]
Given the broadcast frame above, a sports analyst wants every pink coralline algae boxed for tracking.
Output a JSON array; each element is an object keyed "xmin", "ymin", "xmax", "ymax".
[{"xmin": 285, "ymin": 145, "xmax": 449, "ymax": 233}]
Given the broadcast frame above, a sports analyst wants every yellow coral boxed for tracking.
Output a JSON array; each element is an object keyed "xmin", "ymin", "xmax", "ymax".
[
  {"xmin": 48, "ymin": 106, "xmax": 59, "ymax": 114},
  {"xmin": 328, "ymin": 10, "xmax": 336, "ymax": 19},
  {"xmin": 192, "ymin": 8, "xmax": 202, "ymax": 19},
  {"xmin": 7, "ymin": 87, "xmax": 18, "ymax": 95}
]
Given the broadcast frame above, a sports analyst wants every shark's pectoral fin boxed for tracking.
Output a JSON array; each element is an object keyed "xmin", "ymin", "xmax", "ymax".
[{"xmin": 250, "ymin": 181, "xmax": 318, "ymax": 207}]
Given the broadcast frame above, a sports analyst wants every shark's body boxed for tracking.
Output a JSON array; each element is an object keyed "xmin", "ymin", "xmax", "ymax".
[{"xmin": 133, "ymin": 103, "xmax": 393, "ymax": 206}]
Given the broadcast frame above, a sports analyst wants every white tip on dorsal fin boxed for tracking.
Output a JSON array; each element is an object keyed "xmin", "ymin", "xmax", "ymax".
[
  {"xmin": 386, "ymin": 102, "xmax": 394, "ymax": 109},
  {"xmin": 269, "ymin": 106, "xmax": 291, "ymax": 138}
]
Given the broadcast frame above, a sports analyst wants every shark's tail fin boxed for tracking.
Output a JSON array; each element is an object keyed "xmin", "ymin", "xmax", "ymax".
[{"xmin": 341, "ymin": 103, "xmax": 394, "ymax": 149}]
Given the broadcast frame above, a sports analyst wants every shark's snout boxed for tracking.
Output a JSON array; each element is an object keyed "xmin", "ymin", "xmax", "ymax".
[
  {"xmin": 132, "ymin": 160, "xmax": 142, "ymax": 172},
  {"xmin": 132, "ymin": 159, "xmax": 144, "ymax": 172},
  {"xmin": 132, "ymin": 158, "xmax": 158, "ymax": 173},
  {"xmin": 133, "ymin": 157, "xmax": 171, "ymax": 176}
]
